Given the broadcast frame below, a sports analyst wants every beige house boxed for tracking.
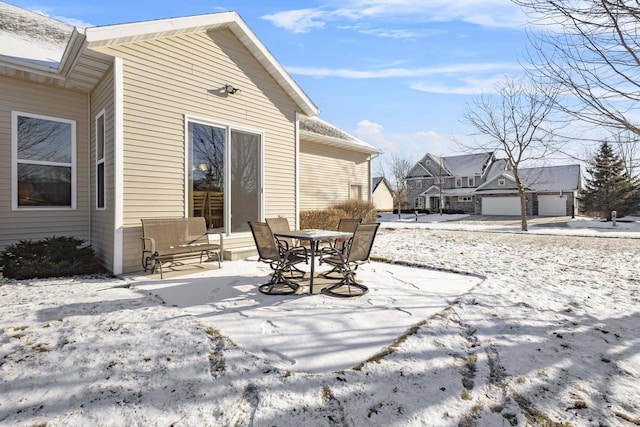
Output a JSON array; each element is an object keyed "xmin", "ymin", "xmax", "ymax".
[
  {"xmin": 371, "ymin": 177, "xmax": 394, "ymax": 212},
  {"xmin": 0, "ymin": 4, "xmax": 378, "ymax": 274},
  {"xmin": 299, "ymin": 117, "xmax": 380, "ymax": 210}
]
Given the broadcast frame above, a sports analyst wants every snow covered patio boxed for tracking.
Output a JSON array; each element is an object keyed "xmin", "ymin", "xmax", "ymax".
[
  {"xmin": 1, "ymin": 216, "xmax": 639, "ymax": 426},
  {"xmin": 132, "ymin": 259, "xmax": 483, "ymax": 373}
]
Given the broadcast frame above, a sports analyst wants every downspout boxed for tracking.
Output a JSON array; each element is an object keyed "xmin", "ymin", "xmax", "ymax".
[
  {"xmin": 113, "ymin": 58, "xmax": 124, "ymax": 275},
  {"xmin": 294, "ymin": 112, "xmax": 300, "ymax": 229},
  {"xmin": 87, "ymin": 91, "xmax": 92, "ymax": 244},
  {"xmin": 368, "ymin": 152, "xmax": 380, "ymax": 203}
]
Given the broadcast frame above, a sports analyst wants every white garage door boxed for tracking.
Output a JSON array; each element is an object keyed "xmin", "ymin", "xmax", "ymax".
[
  {"xmin": 538, "ymin": 195, "xmax": 567, "ymax": 216},
  {"xmin": 481, "ymin": 197, "xmax": 521, "ymax": 215}
]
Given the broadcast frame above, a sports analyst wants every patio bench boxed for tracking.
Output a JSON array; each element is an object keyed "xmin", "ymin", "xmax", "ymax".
[{"xmin": 141, "ymin": 217, "xmax": 223, "ymax": 278}]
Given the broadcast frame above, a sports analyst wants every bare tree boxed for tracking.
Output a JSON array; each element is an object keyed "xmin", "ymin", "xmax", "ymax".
[
  {"xmin": 464, "ymin": 77, "xmax": 562, "ymax": 231},
  {"xmin": 612, "ymin": 131, "xmax": 640, "ymax": 181},
  {"xmin": 386, "ymin": 154, "xmax": 413, "ymax": 218},
  {"xmin": 514, "ymin": 0, "xmax": 640, "ymax": 136}
]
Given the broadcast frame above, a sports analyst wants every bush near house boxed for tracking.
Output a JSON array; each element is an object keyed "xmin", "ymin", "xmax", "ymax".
[
  {"xmin": 0, "ymin": 236, "xmax": 107, "ymax": 280},
  {"xmin": 301, "ymin": 200, "xmax": 378, "ymax": 230}
]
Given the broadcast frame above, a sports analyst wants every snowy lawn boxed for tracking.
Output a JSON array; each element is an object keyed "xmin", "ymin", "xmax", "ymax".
[{"xmin": 1, "ymin": 216, "xmax": 639, "ymax": 426}]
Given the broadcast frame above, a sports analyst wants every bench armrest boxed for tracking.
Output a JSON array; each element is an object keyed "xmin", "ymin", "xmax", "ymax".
[{"xmin": 141, "ymin": 236, "xmax": 156, "ymax": 254}]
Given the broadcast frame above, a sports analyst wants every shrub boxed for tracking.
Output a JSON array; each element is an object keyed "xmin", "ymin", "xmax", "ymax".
[
  {"xmin": 300, "ymin": 200, "xmax": 377, "ymax": 230},
  {"xmin": 0, "ymin": 236, "xmax": 107, "ymax": 280}
]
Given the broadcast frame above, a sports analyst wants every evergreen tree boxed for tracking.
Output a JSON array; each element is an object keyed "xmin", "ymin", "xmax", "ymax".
[{"xmin": 581, "ymin": 141, "xmax": 639, "ymax": 220}]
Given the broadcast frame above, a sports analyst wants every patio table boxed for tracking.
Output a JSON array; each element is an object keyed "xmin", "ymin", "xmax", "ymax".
[{"xmin": 273, "ymin": 229, "xmax": 353, "ymax": 294}]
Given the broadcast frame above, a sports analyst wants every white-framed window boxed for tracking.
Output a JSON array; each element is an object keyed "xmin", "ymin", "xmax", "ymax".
[
  {"xmin": 468, "ymin": 176, "xmax": 475, "ymax": 187},
  {"xmin": 186, "ymin": 116, "xmax": 263, "ymax": 234},
  {"xmin": 498, "ymin": 178, "xmax": 506, "ymax": 186},
  {"xmin": 458, "ymin": 196, "xmax": 472, "ymax": 202},
  {"xmin": 12, "ymin": 111, "xmax": 76, "ymax": 209},
  {"xmin": 95, "ymin": 110, "xmax": 106, "ymax": 209},
  {"xmin": 455, "ymin": 177, "xmax": 462, "ymax": 187},
  {"xmin": 416, "ymin": 180, "xmax": 423, "ymax": 189},
  {"xmin": 350, "ymin": 184, "xmax": 363, "ymax": 200}
]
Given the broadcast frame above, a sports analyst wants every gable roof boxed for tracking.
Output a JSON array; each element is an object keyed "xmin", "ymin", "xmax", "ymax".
[
  {"xmin": 443, "ymin": 152, "xmax": 493, "ymax": 177},
  {"xmin": 406, "ymin": 151, "xmax": 494, "ymax": 178},
  {"xmin": 520, "ymin": 164, "xmax": 581, "ymax": 191},
  {"xmin": 477, "ymin": 164, "xmax": 581, "ymax": 192},
  {"xmin": 0, "ymin": 4, "xmax": 319, "ymax": 115},
  {"xmin": 372, "ymin": 176, "xmax": 391, "ymax": 192},
  {"xmin": 300, "ymin": 116, "xmax": 380, "ymax": 155},
  {"xmin": 0, "ymin": 2, "xmax": 71, "ymax": 68}
]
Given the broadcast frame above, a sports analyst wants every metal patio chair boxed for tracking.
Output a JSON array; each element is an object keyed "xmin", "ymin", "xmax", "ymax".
[
  {"xmin": 248, "ymin": 221, "xmax": 306, "ymax": 295},
  {"xmin": 319, "ymin": 222, "xmax": 380, "ymax": 298}
]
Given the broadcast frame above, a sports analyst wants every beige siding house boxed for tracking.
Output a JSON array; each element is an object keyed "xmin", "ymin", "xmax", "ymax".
[
  {"xmin": 371, "ymin": 177, "xmax": 394, "ymax": 212},
  {"xmin": 0, "ymin": 4, "xmax": 378, "ymax": 275},
  {"xmin": 299, "ymin": 117, "xmax": 380, "ymax": 212}
]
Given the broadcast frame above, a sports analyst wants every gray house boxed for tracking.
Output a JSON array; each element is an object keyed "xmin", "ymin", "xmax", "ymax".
[{"xmin": 406, "ymin": 152, "xmax": 581, "ymax": 216}]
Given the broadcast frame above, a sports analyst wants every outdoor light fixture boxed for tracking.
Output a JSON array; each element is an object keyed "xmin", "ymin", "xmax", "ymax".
[{"xmin": 225, "ymin": 84, "xmax": 240, "ymax": 95}]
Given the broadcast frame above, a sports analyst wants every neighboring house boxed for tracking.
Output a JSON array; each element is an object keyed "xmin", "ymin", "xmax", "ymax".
[
  {"xmin": 406, "ymin": 151, "xmax": 581, "ymax": 216},
  {"xmin": 371, "ymin": 177, "xmax": 394, "ymax": 211},
  {"xmin": 406, "ymin": 152, "xmax": 495, "ymax": 213},
  {"xmin": 299, "ymin": 117, "xmax": 380, "ymax": 210},
  {"xmin": 475, "ymin": 164, "xmax": 581, "ymax": 217},
  {"xmin": 0, "ymin": 3, "xmax": 377, "ymax": 274}
]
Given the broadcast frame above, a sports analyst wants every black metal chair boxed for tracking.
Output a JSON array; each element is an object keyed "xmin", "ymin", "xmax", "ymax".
[
  {"xmin": 319, "ymin": 223, "xmax": 380, "ymax": 298},
  {"xmin": 265, "ymin": 217, "xmax": 309, "ymax": 259},
  {"xmin": 248, "ymin": 221, "xmax": 306, "ymax": 295}
]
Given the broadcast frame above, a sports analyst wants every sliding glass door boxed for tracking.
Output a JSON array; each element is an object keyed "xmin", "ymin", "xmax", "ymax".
[{"xmin": 187, "ymin": 118, "xmax": 262, "ymax": 234}]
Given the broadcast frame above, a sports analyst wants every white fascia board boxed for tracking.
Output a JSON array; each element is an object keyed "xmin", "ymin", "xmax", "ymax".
[
  {"xmin": 0, "ymin": 53, "xmax": 65, "ymax": 77},
  {"xmin": 301, "ymin": 131, "xmax": 381, "ymax": 155}
]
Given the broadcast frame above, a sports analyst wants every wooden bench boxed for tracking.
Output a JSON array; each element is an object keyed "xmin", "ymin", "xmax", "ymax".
[{"xmin": 141, "ymin": 217, "xmax": 223, "ymax": 278}]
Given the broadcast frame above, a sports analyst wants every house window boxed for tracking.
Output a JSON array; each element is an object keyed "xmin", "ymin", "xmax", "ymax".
[
  {"xmin": 455, "ymin": 177, "xmax": 462, "ymax": 187},
  {"xmin": 458, "ymin": 196, "xmax": 472, "ymax": 202},
  {"xmin": 416, "ymin": 180, "xmax": 423, "ymax": 189},
  {"xmin": 95, "ymin": 111, "xmax": 106, "ymax": 209},
  {"xmin": 498, "ymin": 178, "xmax": 506, "ymax": 186},
  {"xmin": 187, "ymin": 118, "xmax": 262, "ymax": 234},
  {"xmin": 12, "ymin": 111, "xmax": 75, "ymax": 209},
  {"xmin": 425, "ymin": 159, "xmax": 431, "ymax": 166},
  {"xmin": 350, "ymin": 184, "xmax": 362, "ymax": 200},
  {"xmin": 468, "ymin": 176, "xmax": 475, "ymax": 187}
]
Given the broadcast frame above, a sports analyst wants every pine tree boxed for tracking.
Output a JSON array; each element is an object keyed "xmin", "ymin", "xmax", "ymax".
[{"xmin": 581, "ymin": 141, "xmax": 638, "ymax": 220}]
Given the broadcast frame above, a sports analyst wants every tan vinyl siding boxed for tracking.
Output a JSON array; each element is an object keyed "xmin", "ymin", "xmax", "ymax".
[
  {"xmin": 299, "ymin": 140, "xmax": 371, "ymax": 210},
  {"xmin": 89, "ymin": 66, "xmax": 115, "ymax": 271},
  {"xmin": 373, "ymin": 183, "xmax": 394, "ymax": 211},
  {"xmin": 0, "ymin": 76, "xmax": 89, "ymax": 248},
  {"xmin": 91, "ymin": 29, "xmax": 299, "ymax": 273}
]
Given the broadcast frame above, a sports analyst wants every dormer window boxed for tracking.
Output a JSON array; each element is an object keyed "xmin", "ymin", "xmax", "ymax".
[
  {"xmin": 498, "ymin": 178, "xmax": 506, "ymax": 186},
  {"xmin": 455, "ymin": 177, "xmax": 462, "ymax": 187},
  {"xmin": 468, "ymin": 176, "xmax": 475, "ymax": 187}
]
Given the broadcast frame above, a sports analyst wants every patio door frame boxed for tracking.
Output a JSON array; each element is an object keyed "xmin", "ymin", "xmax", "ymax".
[{"xmin": 184, "ymin": 114, "xmax": 264, "ymax": 236}]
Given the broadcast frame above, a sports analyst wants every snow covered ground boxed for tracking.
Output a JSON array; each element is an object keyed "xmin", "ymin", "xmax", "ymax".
[{"xmin": 1, "ymin": 215, "xmax": 639, "ymax": 426}]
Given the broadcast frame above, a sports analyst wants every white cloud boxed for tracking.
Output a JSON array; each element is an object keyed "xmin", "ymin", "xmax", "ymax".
[
  {"xmin": 338, "ymin": 25, "xmax": 446, "ymax": 39},
  {"xmin": 261, "ymin": 0, "xmax": 527, "ymax": 34},
  {"xmin": 410, "ymin": 74, "xmax": 514, "ymax": 95},
  {"xmin": 287, "ymin": 62, "xmax": 522, "ymax": 79},
  {"xmin": 262, "ymin": 8, "xmax": 327, "ymax": 33},
  {"xmin": 352, "ymin": 120, "xmax": 464, "ymax": 169}
]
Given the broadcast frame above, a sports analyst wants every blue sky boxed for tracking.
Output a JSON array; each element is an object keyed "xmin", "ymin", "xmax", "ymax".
[{"xmin": 9, "ymin": 0, "xmax": 543, "ymax": 168}]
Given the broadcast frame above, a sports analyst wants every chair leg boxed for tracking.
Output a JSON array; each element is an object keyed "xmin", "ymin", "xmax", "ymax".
[
  {"xmin": 321, "ymin": 269, "xmax": 368, "ymax": 298},
  {"xmin": 259, "ymin": 259, "xmax": 300, "ymax": 295}
]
